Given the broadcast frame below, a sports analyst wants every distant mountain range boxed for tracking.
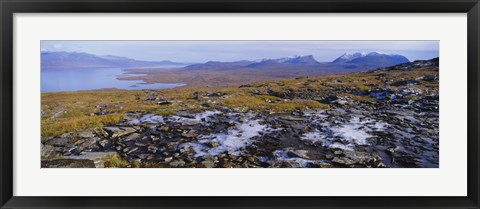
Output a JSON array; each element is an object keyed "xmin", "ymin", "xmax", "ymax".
[
  {"xmin": 184, "ymin": 52, "xmax": 410, "ymax": 72},
  {"xmin": 42, "ymin": 51, "xmax": 410, "ymax": 73},
  {"xmin": 41, "ymin": 52, "xmax": 187, "ymax": 68}
]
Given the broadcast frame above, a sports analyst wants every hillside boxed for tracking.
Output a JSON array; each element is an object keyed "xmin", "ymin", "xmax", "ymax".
[{"xmin": 41, "ymin": 58, "xmax": 439, "ymax": 168}]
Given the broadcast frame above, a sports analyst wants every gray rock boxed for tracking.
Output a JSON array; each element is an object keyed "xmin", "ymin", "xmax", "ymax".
[
  {"xmin": 79, "ymin": 131, "xmax": 95, "ymax": 138},
  {"xmin": 181, "ymin": 120, "xmax": 201, "ymax": 126},
  {"xmin": 147, "ymin": 145, "xmax": 158, "ymax": 153},
  {"xmin": 123, "ymin": 133, "xmax": 141, "ymax": 142},
  {"xmin": 98, "ymin": 139, "xmax": 111, "ymax": 148},
  {"xmin": 279, "ymin": 115, "xmax": 304, "ymax": 121},
  {"xmin": 201, "ymin": 160, "xmax": 215, "ymax": 168},
  {"xmin": 169, "ymin": 160, "xmax": 185, "ymax": 167},
  {"xmin": 76, "ymin": 137, "xmax": 99, "ymax": 151},
  {"xmin": 287, "ymin": 150, "xmax": 310, "ymax": 159},
  {"xmin": 104, "ymin": 126, "xmax": 137, "ymax": 138},
  {"xmin": 209, "ymin": 141, "xmax": 220, "ymax": 147},
  {"xmin": 41, "ymin": 144, "xmax": 58, "ymax": 158},
  {"xmin": 127, "ymin": 147, "xmax": 139, "ymax": 154},
  {"xmin": 164, "ymin": 157, "xmax": 173, "ymax": 162},
  {"xmin": 41, "ymin": 152, "xmax": 118, "ymax": 168},
  {"xmin": 181, "ymin": 130, "xmax": 198, "ymax": 138},
  {"xmin": 332, "ymin": 157, "xmax": 356, "ymax": 166},
  {"xmin": 46, "ymin": 137, "xmax": 71, "ymax": 147}
]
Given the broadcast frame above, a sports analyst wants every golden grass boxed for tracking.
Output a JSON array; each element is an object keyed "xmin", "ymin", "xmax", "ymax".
[
  {"xmin": 41, "ymin": 67, "xmax": 438, "ymax": 138},
  {"xmin": 104, "ymin": 153, "xmax": 130, "ymax": 168},
  {"xmin": 42, "ymin": 114, "xmax": 123, "ymax": 137}
]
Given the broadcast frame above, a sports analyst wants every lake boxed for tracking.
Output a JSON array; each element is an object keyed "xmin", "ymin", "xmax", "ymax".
[{"xmin": 41, "ymin": 67, "xmax": 185, "ymax": 92}]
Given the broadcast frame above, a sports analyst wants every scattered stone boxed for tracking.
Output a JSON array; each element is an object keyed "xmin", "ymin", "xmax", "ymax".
[
  {"xmin": 332, "ymin": 157, "xmax": 356, "ymax": 166},
  {"xmin": 42, "ymin": 152, "xmax": 118, "ymax": 168},
  {"xmin": 127, "ymin": 147, "xmax": 139, "ymax": 154},
  {"xmin": 123, "ymin": 133, "xmax": 141, "ymax": 142},
  {"xmin": 287, "ymin": 150, "xmax": 310, "ymax": 159},
  {"xmin": 181, "ymin": 130, "xmax": 199, "ymax": 138},
  {"xmin": 104, "ymin": 126, "xmax": 137, "ymax": 138}
]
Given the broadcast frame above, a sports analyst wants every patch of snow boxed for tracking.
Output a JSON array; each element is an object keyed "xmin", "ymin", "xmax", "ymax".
[
  {"xmin": 329, "ymin": 142, "xmax": 355, "ymax": 151},
  {"xmin": 272, "ymin": 150, "xmax": 314, "ymax": 168},
  {"xmin": 129, "ymin": 114, "xmax": 164, "ymax": 125},
  {"xmin": 331, "ymin": 116, "xmax": 372, "ymax": 145},
  {"xmin": 170, "ymin": 116, "xmax": 199, "ymax": 124},
  {"xmin": 204, "ymin": 119, "xmax": 267, "ymax": 156},
  {"xmin": 180, "ymin": 113, "xmax": 274, "ymax": 157},
  {"xmin": 194, "ymin": 110, "xmax": 222, "ymax": 124},
  {"xmin": 170, "ymin": 110, "xmax": 222, "ymax": 125}
]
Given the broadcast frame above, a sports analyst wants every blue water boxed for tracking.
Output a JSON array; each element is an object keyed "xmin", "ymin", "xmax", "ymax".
[{"xmin": 41, "ymin": 67, "xmax": 185, "ymax": 92}]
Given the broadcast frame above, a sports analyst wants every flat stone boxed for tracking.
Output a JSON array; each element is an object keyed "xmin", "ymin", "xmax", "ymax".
[
  {"xmin": 127, "ymin": 147, "xmax": 139, "ymax": 154},
  {"xmin": 169, "ymin": 160, "xmax": 185, "ymax": 167},
  {"xmin": 79, "ymin": 131, "xmax": 95, "ymax": 138},
  {"xmin": 46, "ymin": 137, "xmax": 71, "ymax": 146},
  {"xmin": 42, "ymin": 152, "xmax": 118, "ymax": 168},
  {"xmin": 201, "ymin": 160, "xmax": 215, "ymax": 168},
  {"xmin": 181, "ymin": 120, "xmax": 201, "ymax": 126},
  {"xmin": 332, "ymin": 157, "xmax": 356, "ymax": 166},
  {"xmin": 181, "ymin": 130, "xmax": 198, "ymax": 138},
  {"xmin": 123, "ymin": 133, "xmax": 141, "ymax": 142},
  {"xmin": 104, "ymin": 126, "xmax": 137, "ymax": 138},
  {"xmin": 287, "ymin": 150, "xmax": 310, "ymax": 159},
  {"xmin": 279, "ymin": 115, "xmax": 304, "ymax": 121},
  {"xmin": 41, "ymin": 144, "xmax": 58, "ymax": 158},
  {"xmin": 77, "ymin": 137, "xmax": 99, "ymax": 151}
]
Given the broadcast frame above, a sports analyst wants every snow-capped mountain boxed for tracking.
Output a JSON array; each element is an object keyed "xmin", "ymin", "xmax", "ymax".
[{"xmin": 333, "ymin": 52, "xmax": 409, "ymax": 65}]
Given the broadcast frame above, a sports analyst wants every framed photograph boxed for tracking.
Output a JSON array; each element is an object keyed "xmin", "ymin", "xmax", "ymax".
[{"xmin": 1, "ymin": 0, "xmax": 479, "ymax": 208}]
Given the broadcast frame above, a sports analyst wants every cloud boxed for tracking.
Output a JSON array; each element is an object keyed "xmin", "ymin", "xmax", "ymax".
[
  {"xmin": 53, "ymin": 44, "xmax": 62, "ymax": 49},
  {"xmin": 41, "ymin": 48, "xmax": 48, "ymax": 52}
]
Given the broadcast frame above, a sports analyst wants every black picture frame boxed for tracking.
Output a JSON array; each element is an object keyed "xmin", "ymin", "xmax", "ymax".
[{"xmin": 1, "ymin": 0, "xmax": 479, "ymax": 208}]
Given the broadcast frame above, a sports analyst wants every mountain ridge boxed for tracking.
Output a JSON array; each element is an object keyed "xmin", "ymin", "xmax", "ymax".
[
  {"xmin": 41, "ymin": 51, "xmax": 187, "ymax": 68},
  {"xmin": 183, "ymin": 52, "xmax": 410, "ymax": 72}
]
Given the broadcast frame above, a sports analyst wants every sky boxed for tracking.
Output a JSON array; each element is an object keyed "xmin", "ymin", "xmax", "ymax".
[{"xmin": 41, "ymin": 41, "xmax": 439, "ymax": 63}]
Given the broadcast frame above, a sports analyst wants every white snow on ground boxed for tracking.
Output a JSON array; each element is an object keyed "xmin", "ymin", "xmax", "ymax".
[
  {"xmin": 194, "ymin": 110, "xmax": 222, "ymax": 122},
  {"xmin": 331, "ymin": 117, "xmax": 372, "ymax": 145},
  {"xmin": 301, "ymin": 113, "xmax": 389, "ymax": 150},
  {"xmin": 170, "ymin": 110, "xmax": 222, "ymax": 125},
  {"xmin": 129, "ymin": 114, "xmax": 164, "ymax": 125},
  {"xmin": 270, "ymin": 150, "xmax": 314, "ymax": 168},
  {"xmin": 180, "ymin": 113, "xmax": 277, "ymax": 157},
  {"xmin": 204, "ymin": 119, "xmax": 266, "ymax": 156},
  {"xmin": 329, "ymin": 142, "xmax": 355, "ymax": 151}
]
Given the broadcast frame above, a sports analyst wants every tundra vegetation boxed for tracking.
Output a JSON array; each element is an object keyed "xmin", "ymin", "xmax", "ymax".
[{"xmin": 41, "ymin": 58, "xmax": 439, "ymax": 168}]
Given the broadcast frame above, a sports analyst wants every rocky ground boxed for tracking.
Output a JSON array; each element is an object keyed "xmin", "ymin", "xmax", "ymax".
[{"xmin": 41, "ymin": 58, "xmax": 439, "ymax": 168}]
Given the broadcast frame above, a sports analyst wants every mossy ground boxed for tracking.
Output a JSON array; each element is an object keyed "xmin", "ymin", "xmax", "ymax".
[{"xmin": 41, "ymin": 67, "xmax": 438, "ymax": 138}]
